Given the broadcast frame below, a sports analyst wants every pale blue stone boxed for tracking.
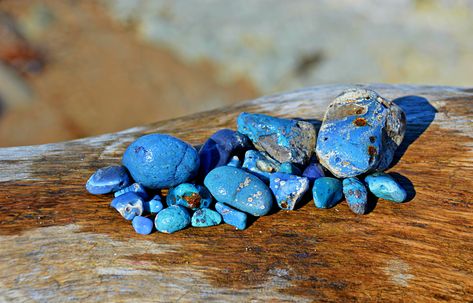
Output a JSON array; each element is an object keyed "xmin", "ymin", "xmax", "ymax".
[
  {"xmin": 166, "ymin": 183, "xmax": 212, "ymax": 210},
  {"xmin": 191, "ymin": 208, "xmax": 222, "ymax": 227},
  {"xmin": 143, "ymin": 195, "xmax": 164, "ymax": 213},
  {"xmin": 312, "ymin": 177, "xmax": 343, "ymax": 209},
  {"xmin": 242, "ymin": 150, "xmax": 280, "ymax": 182},
  {"xmin": 86, "ymin": 165, "xmax": 131, "ymax": 195},
  {"xmin": 279, "ymin": 162, "xmax": 301, "ymax": 175},
  {"xmin": 269, "ymin": 172, "xmax": 309, "ymax": 210},
  {"xmin": 132, "ymin": 216, "xmax": 154, "ymax": 235},
  {"xmin": 365, "ymin": 172, "xmax": 407, "ymax": 203},
  {"xmin": 114, "ymin": 183, "xmax": 149, "ymax": 199},
  {"xmin": 155, "ymin": 205, "xmax": 191, "ymax": 233},
  {"xmin": 215, "ymin": 202, "xmax": 247, "ymax": 230}
]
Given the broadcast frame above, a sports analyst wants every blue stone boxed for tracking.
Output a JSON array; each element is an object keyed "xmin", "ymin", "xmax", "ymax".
[
  {"xmin": 237, "ymin": 112, "xmax": 316, "ymax": 165},
  {"xmin": 302, "ymin": 162, "xmax": 325, "ymax": 183},
  {"xmin": 242, "ymin": 150, "xmax": 280, "ymax": 182},
  {"xmin": 365, "ymin": 172, "xmax": 407, "ymax": 203},
  {"xmin": 197, "ymin": 129, "xmax": 251, "ymax": 179},
  {"xmin": 342, "ymin": 177, "xmax": 369, "ymax": 215},
  {"xmin": 269, "ymin": 172, "xmax": 309, "ymax": 210},
  {"xmin": 316, "ymin": 88, "xmax": 406, "ymax": 178},
  {"xmin": 191, "ymin": 208, "xmax": 222, "ymax": 227},
  {"xmin": 143, "ymin": 195, "xmax": 164, "ymax": 213},
  {"xmin": 154, "ymin": 205, "xmax": 191, "ymax": 233},
  {"xmin": 132, "ymin": 216, "xmax": 154, "ymax": 235},
  {"xmin": 279, "ymin": 162, "xmax": 301, "ymax": 175},
  {"xmin": 166, "ymin": 183, "xmax": 212, "ymax": 210},
  {"xmin": 215, "ymin": 202, "xmax": 247, "ymax": 230},
  {"xmin": 122, "ymin": 134, "xmax": 199, "ymax": 189},
  {"xmin": 110, "ymin": 192, "xmax": 144, "ymax": 220},
  {"xmin": 114, "ymin": 182, "xmax": 149, "ymax": 199},
  {"xmin": 227, "ymin": 155, "xmax": 242, "ymax": 168},
  {"xmin": 312, "ymin": 177, "xmax": 343, "ymax": 209},
  {"xmin": 204, "ymin": 166, "xmax": 274, "ymax": 216},
  {"xmin": 86, "ymin": 165, "xmax": 131, "ymax": 195}
]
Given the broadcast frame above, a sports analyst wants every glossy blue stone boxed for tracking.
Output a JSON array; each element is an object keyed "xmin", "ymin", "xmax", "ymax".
[
  {"xmin": 279, "ymin": 162, "xmax": 301, "ymax": 175},
  {"xmin": 365, "ymin": 172, "xmax": 407, "ymax": 203},
  {"xmin": 86, "ymin": 165, "xmax": 131, "ymax": 195},
  {"xmin": 215, "ymin": 202, "xmax": 247, "ymax": 230},
  {"xmin": 191, "ymin": 208, "xmax": 222, "ymax": 227},
  {"xmin": 154, "ymin": 205, "xmax": 191, "ymax": 233},
  {"xmin": 342, "ymin": 177, "xmax": 368, "ymax": 215},
  {"xmin": 122, "ymin": 134, "xmax": 200, "ymax": 189},
  {"xmin": 143, "ymin": 195, "xmax": 164, "ymax": 213},
  {"xmin": 316, "ymin": 88, "xmax": 406, "ymax": 178},
  {"xmin": 114, "ymin": 182, "xmax": 149, "ymax": 199},
  {"xmin": 110, "ymin": 192, "xmax": 144, "ymax": 220},
  {"xmin": 197, "ymin": 129, "xmax": 251, "ymax": 179},
  {"xmin": 269, "ymin": 172, "xmax": 309, "ymax": 210},
  {"xmin": 166, "ymin": 183, "xmax": 212, "ymax": 210},
  {"xmin": 242, "ymin": 150, "xmax": 280, "ymax": 182},
  {"xmin": 312, "ymin": 177, "xmax": 343, "ymax": 209},
  {"xmin": 227, "ymin": 155, "xmax": 242, "ymax": 168},
  {"xmin": 237, "ymin": 112, "xmax": 316, "ymax": 165},
  {"xmin": 204, "ymin": 166, "xmax": 274, "ymax": 216},
  {"xmin": 132, "ymin": 216, "xmax": 154, "ymax": 235},
  {"xmin": 302, "ymin": 162, "xmax": 325, "ymax": 183}
]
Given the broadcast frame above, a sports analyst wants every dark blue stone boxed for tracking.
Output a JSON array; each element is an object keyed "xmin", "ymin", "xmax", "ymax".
[
  {"xmin": 86, "ymin": 165, "xmax": 131, "ymax": 195},
  {"xmin": 191, "ymin": 208, "xmax": 222, "ymax": 227},
  {"xmin": 242, "ymin": 150, "xmax": 280, "ymax": 182},
  {"xmin": 302, "ymin": 162, "xmax": 325, "ymax": 183},
  {"xmin": 132, "ymin": 216, "xmax": 154, "ymax": 235},
  {"xmin": 110, "ymin": 192, "xmax": 144, "ymax": 220},
  {"xmin": 215, "ymin": 202, "xmax": 247, "ymax": 230},
  {"xmin": 114, "ymin": 183, "xmax": 149, "ymax": 200},
  {"xmin": 312, "ymin": 177, "xmax": 343, "ymax": 209},
  {"xmin": 342, "ymin": 177, "xmax": 368, "ymax": 215},
  {"xmin": 154, "ymin": 205, "xmax": 191, "ymax": 233},
  {"xmin": 269, "ymin": 172, "xmax": 309, "ymax": 210},
  {"xmin": 166, "ymin": 183, "xmax": 212, "ymax": 210},
  {"xmin": 365, "ymin": 172, "xmax": 407, "ymax": 203},
  {"xmin": 143, "ymin": 195, "xmax": 164, "ymax": 213}
]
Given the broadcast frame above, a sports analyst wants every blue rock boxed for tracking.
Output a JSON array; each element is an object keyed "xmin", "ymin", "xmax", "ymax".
[
  {"xmin": 114, "ymin": 182, "xmax": 149, "ymax": 199},
  {"xmin": 204, "ymin": 166, "xmax": 274, "ymax": 216},
  {"xmin": 122, "ymin": 134, "xmax": 200, "ymax": 189},
  {"xmin": 302, "ymin": 162, "xmax": 325, "ymax": 183},
  {"xmin": 312, "ymin": 177, "xmax": 343, "ymax": 209},
  {"xmin": 316, "ymin": 88, "xmax": 406, "ymax": 178},
  {"xmin": 365, "ymin": 172, "xmax": 407, "ymax": 203},
  {"xmin": 237, "ymin": 112, "xmax": 316, "ymax": 165},
  {"xmin": 198, "ymin": 129, "xmax": 251, "ymax": 179},
  {"xmin": 155, "ymin": 205, "xmax": 191, "ymax": 233},
  {"xmin": 215, "ymin": 202, "xmax": 247, "ymax": 230},
  {"xmin": 110, "ymin": 192, "xmax": 144, "ymax": 220},
  {"xmin": 342, "ymin": 177, "xmax": 369, "ymax": 215},
  {"xmin": 166, "ymin": 183, "xmax": 212, "ymax": 210},
  {"xmin": 143, "ymin": 195, "xmax": 164, "ymax": 213},
  {"xmin": 132, "ymin": 216, "xmax": 154, "ymax": 235},
  {"xmin": 191, "ymin": 208, "xmax": 222, "ymax": 227},
  {"xmin": 227, "ymin": 155, "xmax": 242, "ymax": 168},
  {"xmin": 279, "ymin": 162, "xmax": 301, "ymax": 175},
  {"xmin": 242, "ymin": 150, "xmax": 280, "ymax": 182},
  {"xmin": 86, "ymin": 165, "xmax": 131, "ymax": 195},
  {"xmin": 269, "ymin": 172, "xmax": 309, "ymax": 210}
]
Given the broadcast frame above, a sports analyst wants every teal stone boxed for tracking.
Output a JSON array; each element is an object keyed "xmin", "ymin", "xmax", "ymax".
[
  {"xmin": 269, "ymin": 172, "xmax": 309, "ymax": 210},
  {"xmin": 155, "ymin": 205, "xmax": 191, "ymax": 233},
  {"xmin": 343, "ymin": 177, "xmax": 369, "ymax": 215},
  {"xmin": 166, "ymin": 183, "xmax": 212, "ymax": 210},
  {"xmin": 279, "ymin": 162, "xmax": 301, "ymax": 175},
  {"xmin": 215, "ymin": 202, "xmax": 248, "ymax": 230},
  {"xmin": 312, "ymin": 177, "xmax": 343, "ymax": 209},
  {"xmin": 242, "ymin": 150, "xmax": 280, "ymax": 182},
  {"xmin": 365, "ymin": 172, "xmax": 407, "ymax": 203},
  {"xmin": 191, "ymin": 208, "xmax": 222, "ymax": 227}
]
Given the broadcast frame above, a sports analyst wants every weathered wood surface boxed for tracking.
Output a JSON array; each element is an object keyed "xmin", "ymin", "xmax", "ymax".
[{"xmin": 0, "ymin": 84, "xmax": 472, "ymax": 302}]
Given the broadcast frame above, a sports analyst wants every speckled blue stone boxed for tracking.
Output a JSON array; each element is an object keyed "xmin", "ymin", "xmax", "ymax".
[
  {"xmin": 86, "ymin": 165, "xmax": 131, "ymax": 195},
  {"xmin": 122, "ymin": 134, "xmax": 200, "ymax": 189},
  {"xmin": 316, "ymin": 88, "xmax": 406, "ymax": 178},
  {"xmin": 166, "ymin": 183, "xmax": 212, "ymax": 210},
  {"xmin": 312, "ymin": 177, "xmax": 343, "ymax": 209},
  {"xmin": 269, "ymin": 172, "xmax": 309, "ymax": 210},
  {"xmin": 227, "ymin": 155, "xmax": 242, "ymax": 168},
  {"xmin": 279, "ymin": 162, "xmax": 301, "ymax": 175},
  {"xmin": 191, "ymin": 208, "xmax": 222, "ymax": 227},
  {"xmin": 204, "ymin": 166, "xmax": 274, "ymax": 216},
  {"xmin": 197, "ymin": 129, "xmax": 251, "ymax": 179},
  {"xmin": 302, "ymin": 162, "xmax": 325, "ymax": 183},
  {"xmin": 365, "ymin": 172, "xmax": 407, "ymax": 203},
  {"xmin": 215, "ymin": 202, "xmax": 247, "ymax": 230},
  {"xmin": 143, "ymin": 195, "xmax": 164, "ymax": 213},
  {"xmin": 242, "ymin": 150, "xmax": 280, "ymax": 182},
  {"xmin": 237, "ymin": 112, "xmax": 316, "ymax": 165},
  {"xmin": 342, "ymin": 177, "xmax": 368, "ymax": 215},
  {"xmin": 132, "ymin": 216, "xmax": 154, "ymax": 235},
  {"xmin": 110, "ymin": 192, "xmax": 144, "ymax": 220},
  {"xmin": 155, "ymin": 205, "xmax": 191, "ymax": 233},
  {"xmin": 114, "ymin": 183, "xmax": 149, "ymax": 200}
]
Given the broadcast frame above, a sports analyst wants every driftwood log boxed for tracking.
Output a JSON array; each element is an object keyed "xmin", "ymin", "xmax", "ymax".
[{"xmin": 0, "ymin": 84, "xmax": 472, "ymax": 302}]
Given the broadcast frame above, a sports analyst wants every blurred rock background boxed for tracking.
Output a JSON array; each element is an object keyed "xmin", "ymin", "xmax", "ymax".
[{"xmin": 0, "ymin": 0, "xmax": 472, "ymax": 147}]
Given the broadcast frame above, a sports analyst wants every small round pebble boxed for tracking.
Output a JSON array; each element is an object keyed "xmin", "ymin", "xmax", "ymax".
[
  {"xmin": 191, "ymin": 208, "xmax": 222, "ymax": 227},
  {"xmin": 215, "ymin": 202, "xmax": 247, "ymax": 230},
  {"xmin": 155, "ymin": 205, "xmax": 191, "ymax": 233},
  {"xmin": 166, "ymin": 183, "xmax": 212, "ymax": 210},
  {"xmin": 86, "ymin": 165, "xmax": 131, "ymax": 195},
  {"xmin": 132, "ymin": 216, "xmax": 154, "ymax": 235},
  {"xmin": 342, "ymin": 177, "xmax": 368, "ymax": 215},
  {"xmin": 365, "ymin": 172, "xmax": 407, "ymax": 203},
  {"xmin": 143, "ymin": 195, "xmax": 164, "ymax": 213},
  {"xmin": 312, "ymin": 177, "xmax": 343, "ymax": 209}
]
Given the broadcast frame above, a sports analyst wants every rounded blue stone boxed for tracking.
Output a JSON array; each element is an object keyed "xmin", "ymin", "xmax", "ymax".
[
  {"xmin": 342, "ymin": 177, "xmax": 368, "ymax": 215},
  {"xmin": 215, "ymin": 202, "xmax": 247, "ymax": 230},
  {"xmin": 365, "ymin": 172, "xmax": 407, "ymax": 203},
  {"xmin": 191, "ymin": 208, "xmax": 222, "ymax": 227},
  {"xmin": 86, "ymin": 165, "xmax": 131, "ymax": 195},
  {"xmin": 155, "ymin": 205, "xmax": 191, "ymax": 233},
  {"xmin": 143, "ymin": 195, "xmax": 164, "ymax": 213},
  {"xmin": 110, "ymin": 192, "xmax": 144, "ymax": 220},
  {"xmin": 312, "ymin": 177, "xmax": 343, "ymax": 209},
  {"xmin": 132, "ymin": 216, "xmax": 154, "ymax": 235},
  {"xmin": 166, "ymin": 183, "xmax": 212, "ymax": 210}
]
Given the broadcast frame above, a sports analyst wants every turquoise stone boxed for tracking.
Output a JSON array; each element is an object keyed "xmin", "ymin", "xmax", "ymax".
[
  {"xmin": 143, "ymin": 195, "xmax": 164, "ymax": 213},
  {"xmin": 242, "ymin": 150, "xmax": 280, "ymax": 182},
  {"xmin": 215, "ymin": 202, "xmax": 248, "ymax": 230},
  {"xmin": 155, "ymin": 205, "xmax": 191, "ymax": 233},
  {"xmin": 312, "ymin": 177, "xmax": 343, "ymax": 209},
  {"xmin": 191, "ymin": 208, "xmax": 222, "ymax": 227},
  {"xmin": 269, "ymin": 172, "xmax": 309, "ymax": 210},
  {"xmin": 166, "ymin": 183, "xmax": 212, "ymax": 210},
  {"xmin": 365, "ymin": 172, "xmax": 407, "ymax": 203},
  {"xmin": 342, "ymin": 177, "xmax": 368, "ymax": 215}
]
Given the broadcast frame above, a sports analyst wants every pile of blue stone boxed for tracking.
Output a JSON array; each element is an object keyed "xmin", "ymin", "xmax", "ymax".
[{"xmin": 86, "ymin": 88, "xmax": 408, "ymax": 235}]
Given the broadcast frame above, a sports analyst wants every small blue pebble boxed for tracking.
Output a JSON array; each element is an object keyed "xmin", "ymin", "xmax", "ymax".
[
  {"xmin": 227, "ymin": 155, "xmax": 242, "ymax": 168},
  {"xmin": 302, "ymin": 162, "xmax": 325, "ymax": 183},
  {"xmin": 110, "ymin": 192, "xmax": 144, "ymax": 220},
  {"xmin": 143, "ymin": 195, "xmax": 164, "ymax": 213},
  {"xmin": 215, "ymin": 202, "xmax": 248, "ymax": 230},
  {"xmin": 86, "ymin": 165, "xmax": 131, "ymax": 195},
  {"xmin": 132, "ymin": 216, "xmax": 154, "ymax": 235},
  {"xmin": 155, "ymin": 205, "xmax": 191, "ymax": 233},
  {"xmin": 166, "ymin": 183, "xmax": 212, "ymax": 210},
  {"xmin": 342, "ymin": 177, "xmax": 369, "ymax": 215},
  {"xmin": 279, "ymin": 162, "xmax": 301, "ymax": 175},
  {"xmin": 191, "ymin": 208, "xmax": 222, "ymax": 227},
  {"xmin": 114, "ymin": 183, "xmax": 149, "ymax": 199},
  {"xmin": 269, "ymin": 172, "xmax": 309, "ymax": 210},
  {"xmin": 365, "ymin": 172, "xmax": 407, "ymax": 203},
  {"xmin": 242, "ymin": 150, "xmax": 280, "ymax": 182},
  {"xmin": 312, "ymin": 177, "xmax": 343, "ymax": 209}
]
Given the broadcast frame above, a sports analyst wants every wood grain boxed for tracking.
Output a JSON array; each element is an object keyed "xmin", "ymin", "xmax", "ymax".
[{"xmin": 0, "ymin": 84, "xmax": 472, "ymax": 302}]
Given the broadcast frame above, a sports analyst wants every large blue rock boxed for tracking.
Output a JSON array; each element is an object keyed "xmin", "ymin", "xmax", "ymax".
[
  {"xmin": 110, "ymin": 192, "xmax": 144, "ymax": 220},
  {"xmin": 237, "ymin": 112, "xmax": 316, "ymax": 165},
  {"xmin": 86, "ymin": 165, "xmax": 132, "ymax": 195},
  {"xmin": 242, "ymin": 150, "xmax": 281, "ymax": 182},
  {"xmin": 122, "ymin": 134, "xmax": 199, "ymax": 189},
  {"xmin": 215, "ymin": 202, "xmax": 248, "ymax": 230},
  {"xmin": 166, "ymin": 183, "xmax": 212, "ymax": 210},
  {"xmin": 191, "ymin": 208, "xmax": 222, "ymax": 227},
  {"xmin": 342, "ymin": 177, "xmax": 368, "ymax": 215},
  {"xmin": 316, "ymin": 88, "xmax": 406, "ymax": 178},
  {"xmin": 204, "ymin": 166, "xmax": 274, "ymax": 216},
  {"xmin": 365, "ymin": 172, "xmax": 407, "ymax": 203},
  {"xmin": 155, "ymin": 205, "xmax": 191, "ymax": 233},
  {"xmin": 312, "ymin": 177, "xmax": 343, "ymax": 209},
  {"xmin": 269, "ymin": 172, "xmax": 309, "ymax": 210}
]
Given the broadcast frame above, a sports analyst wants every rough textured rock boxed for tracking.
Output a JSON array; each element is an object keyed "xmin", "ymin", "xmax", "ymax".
[
  {"xmin": 166, "ymin": 183, "xmax": 212, "ymax": 210},
  {"xmin": 191, "ymin": 208, "xmax": 222, "ymax": 227},
  {"xmin": 342, "ymin": 177, "xmax": 369, "ymax": 215},
  {"xmin": 269, "ymin": 172, "xmax": 309, "ymax": 210},
  {"xmin": 242, "ymin": 150, "xmax": 281, "ymax": 182},
  {"xmin": 154, "ymin": 205, "xmax": 191, "ymax": 233}
]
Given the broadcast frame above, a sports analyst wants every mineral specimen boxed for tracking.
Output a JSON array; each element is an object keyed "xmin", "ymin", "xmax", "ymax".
[
  {"xmin": 242, "ymin": 150, "xmax": 280, "ymax": 182},
  {"xmin": 86, "ymin": 165, "xmax": 131, "ymax": 195},
  {"xmin": 166, "ymin": 183, "xmax": 212, "ymax": 210},
  {"xmin": 215, "ymin": 202, "xmax": 248, "ymax": 230},
  {"xmin": 132, "ymin": 216, "xmax": 154, "ymax": 235},
  {"xmin": 110, "ymin": 192, "xmax": 144, "ymax": 220},
  {"xmin": 191, "ymin": 208, "xmax": 222, "ymax": 227},
  {"xmin": 312, "ymin": 177, "xmax": 343, "ymax": 209},
  {"xmin": 365, "ymin": 172, "xmax": 407, "ymax": 203},
  {"xmin": 269, "ymin": 172, "xmax": 309, "ymax": 210},
  {"xmin": 155, "ymin": 205, "xmax": 191, "ymax": 233},
  {"xmin": 342, "ymin": 177, "xmax": 369, "ymax": 215}
]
